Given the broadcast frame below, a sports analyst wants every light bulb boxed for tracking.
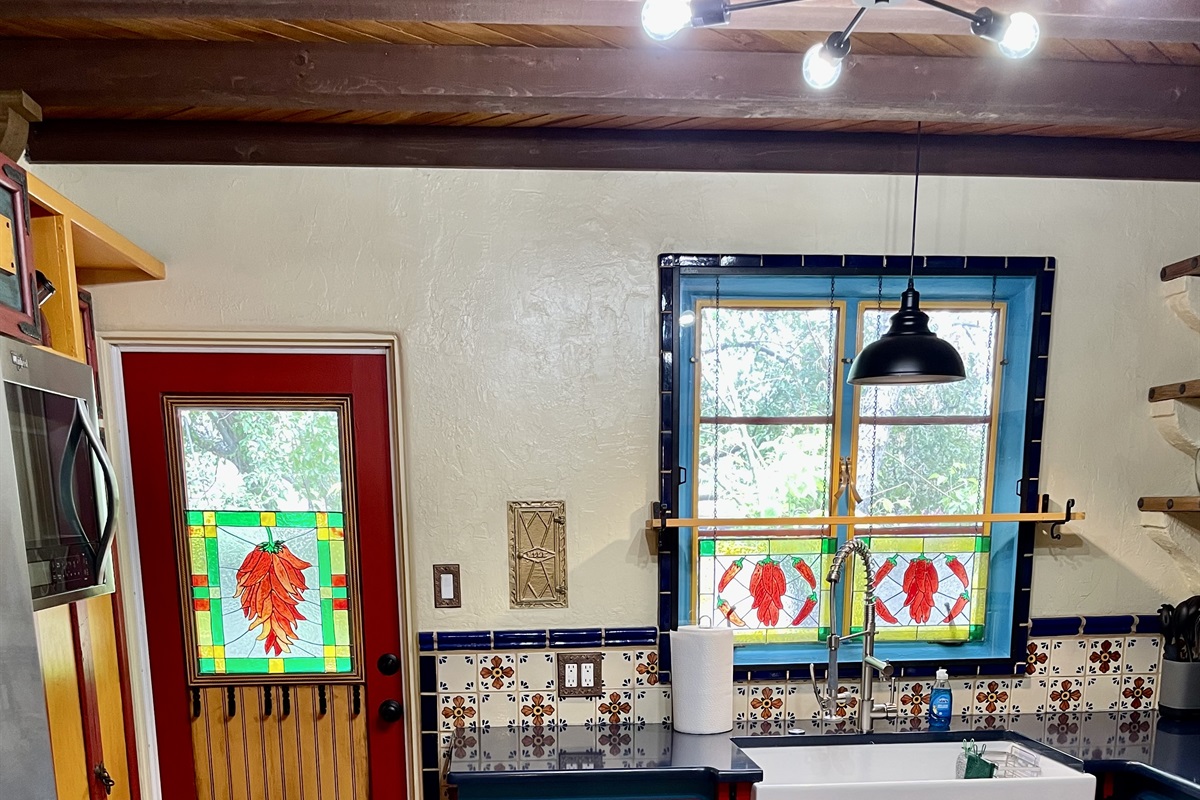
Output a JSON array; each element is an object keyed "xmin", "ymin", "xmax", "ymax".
[
  {"xmin": 678, "ymin": 310, "xmax": 696, "ymax": 327},
  {"xmin": 998, "ymin": 11, "xmax": 1039, "ymax": 58},
  {"xmin": 641, "ymin": 0, "xmax": 692, "ymax": 41},
  {"xmin": 803, "ymin": 43, "xmax": 843, "ymax": 90}
]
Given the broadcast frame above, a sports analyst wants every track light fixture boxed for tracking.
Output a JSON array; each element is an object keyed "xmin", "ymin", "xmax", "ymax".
[{"xmin": 640, "ymin": 0, "xmax": 1040, "ymax": 87}]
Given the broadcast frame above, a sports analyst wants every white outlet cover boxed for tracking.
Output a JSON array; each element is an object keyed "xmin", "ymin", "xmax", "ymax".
[
  {"xmin": 564, "ymin": 663, "xmax": 579, "ymax": 688},
  {"xmin": 581, "ymin": 662, "xmax": 595, "ymax": 687}
]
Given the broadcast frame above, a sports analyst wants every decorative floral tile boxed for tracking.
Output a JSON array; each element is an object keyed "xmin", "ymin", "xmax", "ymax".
[
  {"xmin": 748, "ymin": 684, "xmax": 787, "ymax": 721},
  {"xmin": 896, "ymin": 681, "xmax": 932, "ymax": 718},
  {"xmin": 556, "ymin": 696, "xmax": 597, "ymax": 727},
  {"xmin": 1007, "ymin": 677, "xmax": 1045, "ymax": 714},
  {"xmin": 478, "ymin": 692, "xmax": 518, "ymax": 727},
  {"xmin": 1044, "ymin": 712, "xmax": 1082, "ymax": 747},
  {"xmin": 437, "ymin": 654, "xmax": 478, "ymax": 693},
  {"xmin": 478, "ymin": 654, "xmax": 517, "ymax": 692},
  {"xmin": 973, "ymin": 680, "xmax": 1011, "ymax": 714},
  {"xmin": 602, "ymin": 651, "xmax": 637, "ymax": 689},
  {"xmin": 519, "ymin": 726, "xmax": 556, "ymax": 759},
  {"xmin": 519, "ymin": 692, "xmax": 557, "ymax": 727},
  {"xmin": 441, "ymin": 730, "xmax": 479, "ymax": 760},
  {"xmin": 952, "ymin": 680, "xmax": 975, "ymax": 717},
  {"xmin": 1079, "ymin": 711, "xmax": 1120, "ymax": 749},
  {"xmin": 785, "ymin": 683, "xmax": 820, "ymax": 723},
  {"xmin": 810, "ymin": 684, "xmax": 858, "ymax": 722},
  {"xmin": 1086, "ymin": 638, "xmax": 1124, "ymax": 675},
  {"xmin": 634, "ymin": 651, "xmax": 662, "ymax": 686},
  {"xmin": 967, "ymin": 713, "xmax": 1008, "ymax": 732},
  {"xmin": 1084, "ymin": 676, "xmax": 1123, "ymax": 711},
  {"xmin": 439, "ymin": 693, "xmax": 479, "ymax": 730},
  {"xmin": 1048, "ymin": 638, "xmax": 1088, "ymax": 676},
  {"xmin": 1123, "ymin": 636, "xmax": 1162, "ymax": 674},
  {"xmin": 1023, "ymin": 639, "xmax": 1051, "ymax": 676},
  {"xmin": 732, "ymin": 684, "xmax": 749, "ymax": 722},
  {"xmin": 597, "ymin": 724, "xmax": 634, "ymax": 757},
  {"xmin": 1121, "ymin": 675, "xmax": 1155, "ymax": 710},
  {"xmin": 1117, "ymin": 711, "xmax": 1154, "ymax": 744},
  {"xmin": 516, "ymin": 652, "xmax": 557, "ymax": 692},
  {"xmin": 634, "ymin": 686, "xmax": 671, "ymax": 725},
  {"xmin": 1043, "ymin": 678, "xmax": 1084, "ymax": 712},
  {"xmin": 597, "ymin": 691, "xmax": 635, "ymax": 725}
]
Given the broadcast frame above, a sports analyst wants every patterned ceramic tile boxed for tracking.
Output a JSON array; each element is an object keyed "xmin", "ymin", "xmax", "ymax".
[
  {"xmin": 952, "ymin": 680, "xmax": 975, "ymax": 717},
  {"xmin": 597, "ymin": 691, "xmax": 635, "ymax": 725},
  {"xmin": 1086, "ymin": 638, "xmax": 1124, "ymax": 675},
  {"xmin": 477, "ymin": 654, "xmax": 517, "ymax": 692},
  {"xmin": 747, "ymin": 684, "xmax": 787, "ymax": 721},
  {"xmin": 965, "ymin": 713, "xmax": 1008, "ymax": 732},
  {"xmin": 972, "ymin": 679, "xmax": 1011, "ymax": 714},
  {"xmin": 1048, "ymin": 638, "xmax": 1089, "ymax": 676},
  {"xmin": 601, "ymin": 650, "xmax": 637, "ymax": 690},
  {"xmin": 896, "ymin": 681, "xmax": 933, "ymax": 718},
  {"xmin": 633, "ymin": 650, "xmax": 662, "ymax": 686},
  {"xmin": 556, "ymin": 696, "xmax": 597, "ymax": 727},
  {"xmin": 518, "ymin": 726, "xmax": 557, "ymax": 759},
  {"xmin": 1043, "ymin": 677, "xmax": 1084, "ymax": 712},
  {"xmin": 1123, "ymin": 636, "xmax": 1162, "ymax": 674},
  {"xmin": 478, "ymin": 692, "xmax": 519, "ymax": 727},
  {"xmin": 1084, "ymin": 675, "xmax": 1123, "ymax": 711},
  {"xmin": 437, "ymin": 654, "xmax": 478, "ymax": 693},
  {"xmin": 1079, "ymin": 711, "xmax": 1120, "ymax": 750},
  {"xmin": 786, "ymin": 683, "xmax": 820, "ymax": 723},
  {"xmin": 1117, "ymin": 711, "xmax": 1155, "ymax": 744},
  {"xmin": 1043, "ymin": 712, "xmax": 1082, "ymax": 748},
  {"xmin": 441, "ymin": 730, "xmax": 479, "ymax": 760},
  {"xmin": 634, "ymin": 686, "xmax": 672, "ymax": 725},
  {"xmin": 811, "ymin": 684, "xmax": 859, "ymax": 722},
  {"xmin": 1007, "ymin": 677, "xmax": 1044, "ymax": 714},
  {"xmin": 1121, "ymin": 675, "xmax": 1156, "ymax": 710},
  {"xmin": 1020, "ymin": 639, "xmax": 1051, "ymax": 676},
  {"xmin": 439, "ymin": 693, "xmax": 479, "ymax": 730},
  {"xmin": 597, "ymin": 724, "xmax": 634, "ymax": 758},
  {"xmin": 732, "ymin": 684, "xmax": 749, "ymax": 722},
  {"xmin": 518, "ymin": 692, "xmax": 557, "ymax": 727},
  {"xmin": 516, "ymin": 651, "xmax": 557, "ymax": 692}
]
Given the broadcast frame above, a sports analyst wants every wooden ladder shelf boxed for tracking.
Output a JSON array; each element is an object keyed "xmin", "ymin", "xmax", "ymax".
[
  {"xmin": 1149, "ymin": 381, "xmax": 1200, "ymax": 402},
  {"xmin": 1138, "ymin": 497, "xmax": 1200, "ymax": 514}
]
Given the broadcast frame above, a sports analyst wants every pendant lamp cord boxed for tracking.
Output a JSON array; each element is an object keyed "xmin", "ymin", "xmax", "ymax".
[{"xmin": 908, "ymin": 121, "xmax": 923, "ymax": 289}]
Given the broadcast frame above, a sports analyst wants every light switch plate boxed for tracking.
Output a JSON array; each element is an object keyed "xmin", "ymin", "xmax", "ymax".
[
  {"xmin": 432, "ymin": 564, "xmax": 461, "ymax": 609},
  {"xmin": 557, "ymin": 652, "xmax": 602, "ymax": 698}
]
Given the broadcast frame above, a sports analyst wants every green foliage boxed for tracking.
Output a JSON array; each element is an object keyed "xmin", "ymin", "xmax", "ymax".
[{"xmin": 180, "ymin": 408, "xmax": 344, "ymax": 512}]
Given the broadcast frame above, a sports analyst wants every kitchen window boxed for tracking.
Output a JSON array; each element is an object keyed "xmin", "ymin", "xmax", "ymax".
[{"xmin": 658, "ymin": 256, "xmax": 1055, "ymax": 671}]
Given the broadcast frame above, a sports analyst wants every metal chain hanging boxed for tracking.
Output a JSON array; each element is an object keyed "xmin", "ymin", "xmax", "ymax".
[
  {"xmin": 976, "ymin": 275, "xmax": 998, "ymax": 530},
  {"xmin": 712, "ymin": 273, "xmax": 722, "ymax": 520}
]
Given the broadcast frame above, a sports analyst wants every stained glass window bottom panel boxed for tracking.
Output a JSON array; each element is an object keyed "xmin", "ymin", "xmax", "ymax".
[
  {"xmin": 696, "ymin": 533, "xmax": 836, "ymax": 644},
  {"xmin": 850, "ymin": 534, "xmax": 989, "ymax": 643},
  {"xmin": 186, "ymin": 510, "xmax": 353, "ymax": 676}
]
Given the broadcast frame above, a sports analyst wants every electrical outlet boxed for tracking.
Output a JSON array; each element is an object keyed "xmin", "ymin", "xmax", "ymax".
[{"xmin": 557, "ymin": 652, "xmax": 602, "ymax": 698}]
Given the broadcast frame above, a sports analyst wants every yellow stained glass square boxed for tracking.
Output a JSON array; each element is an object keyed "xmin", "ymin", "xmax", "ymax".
[
  {"xmin": 188, "ymin": 525, "xmax": 204, "ymax": 538},
  {"xmin": 196, "ymin": 616, "xmax": 212, "ymax": 646},
  {"xmin": 332, "ymin": 527, "xmax": 344, "ymax": 540},
  {"xmin": 268, "ymin": 658, "xmax": 284, "ymax": 674},
  {"xmin": 335, "ymin": 645, "xmax": 350, "ymax": 658},
  {"xmin": 329, "ymin": 541, "xmax": 345, "ymax": 574},
  {"xmin": 317, "ymin": 526, "xmax": 329, "ymax": 541},
  {"xmin": 325, "ymin": 658, "xmax": 337, "ymax": 672},
  {"xmin": 324, "ymin": 645, "xmax": 336, "ymax": 657},
  {"xmin": 189, "ymin": 538, "xmax": 207, "ymax": 573},
  {"xmin": 214, "ymin": 645, "xmax": 225, "ymax": 659},
  {"xmin": 320, "ymin": 586, "xmax": 333, "ymax": 599},
  {"xmin": 204, "ymin": 525, "xmax": 217, "ymax": 538},
  {"xmin": 316, "ymin": 512, "xmax": 328, "ymax": 527},
  {"xmin": 260, "ymin": 512, "xmax": 276, "ymax": 526},
  {"xmin": 203, "ymin": 512, "xmax": 216, "ymax": 525},
  {"xmin": 334, "ymin": 610, "xmax": 350, "ymax": 646},
  {"xmin": 199, "ymin": 645, "xmax": 213, "ymax": 658},
  {"xmin": 214, "ymin": 658, "xmax": 226, "ymax": 672}
]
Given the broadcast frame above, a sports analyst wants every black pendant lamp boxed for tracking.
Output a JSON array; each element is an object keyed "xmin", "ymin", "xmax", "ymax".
[{"xmin": 848, "ymin": 123, "xmax": 967, "ymax": 386}]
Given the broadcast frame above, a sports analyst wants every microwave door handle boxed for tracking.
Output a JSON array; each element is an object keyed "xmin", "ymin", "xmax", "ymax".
[
  {"xmin": 57, "ymin": 405, "xmax": 90, "ymax": 559},
  {"xmin": 76, "ymin": 398, "xmax": 119, "ymax": 579}
]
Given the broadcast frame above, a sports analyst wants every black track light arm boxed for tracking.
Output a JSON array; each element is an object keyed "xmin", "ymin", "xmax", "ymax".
[{"xmin": 912, "ymin": 0, "xmax": 983, "ymax": 24}]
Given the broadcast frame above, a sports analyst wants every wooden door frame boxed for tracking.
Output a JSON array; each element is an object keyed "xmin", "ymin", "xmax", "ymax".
[{"xmin": 97, "ymin": 331, "xmax": 419, "ymax": 800}]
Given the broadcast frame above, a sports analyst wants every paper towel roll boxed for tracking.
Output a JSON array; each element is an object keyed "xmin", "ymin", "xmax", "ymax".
[{"xmin": 670, "ymin": 625, "xmax": 734, "ymax": 735}]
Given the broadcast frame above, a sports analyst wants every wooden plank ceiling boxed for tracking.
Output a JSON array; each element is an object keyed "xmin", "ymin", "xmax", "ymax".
[{"xmin": 2, "ymin": 0, "xmax": 1200, "ymax": 169}]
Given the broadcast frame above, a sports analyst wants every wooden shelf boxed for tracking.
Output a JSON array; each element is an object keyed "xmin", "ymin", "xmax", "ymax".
[
  {"xmin": 647, "ymin": 509, "xmax": 1085, "ymax": 529},
  {"xmin": 1138, "ymin": 496, "xmax": 1200, "ymax": 513},
  {"xmin": 1149, "ymin": 381, "xmax": 1200, "ymax": 402},
  {"xmin": 1162, "ymin": 255, "xmax": 1200, "ymax": 283}
]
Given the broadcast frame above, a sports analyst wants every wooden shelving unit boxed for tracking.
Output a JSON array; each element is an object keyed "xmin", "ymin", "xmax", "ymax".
[
  {"xmin": 1150, "ymin": 381, "xmax": 1200, "ymax": 403},
  {"xmin": 1138, "ymin": 497, "xmax": 1200, "ymax": 514},
  {"xmin": 1162, "ymin": 254, "xmax": 1200, "ymax": 283}
]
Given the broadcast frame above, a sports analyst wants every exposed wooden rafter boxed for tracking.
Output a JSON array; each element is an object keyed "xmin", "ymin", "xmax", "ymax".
[
  {"xmin": 4, "ymin": 39, "xmax": 1200, "ymax": 129},
  {"xmin": 2, "ymin": 0, "xmax": 1199, "ymax": 43},
  {"xmin": 26, "ymin": 121, "xmax": 1200, "ymax": 181}
]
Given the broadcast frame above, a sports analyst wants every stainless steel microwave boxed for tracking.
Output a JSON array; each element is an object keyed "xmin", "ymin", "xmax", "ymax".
[{"xmin": 3, "ymin": 339, "xmax": 117, "ymax": 610}]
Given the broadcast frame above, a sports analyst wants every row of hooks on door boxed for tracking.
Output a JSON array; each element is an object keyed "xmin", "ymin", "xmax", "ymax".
[{"xmin": 190, "ymin": 684, "xmax": 361, "ymax": 720}]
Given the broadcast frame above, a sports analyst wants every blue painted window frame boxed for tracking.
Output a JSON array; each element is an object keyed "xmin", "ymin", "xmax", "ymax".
[{"xmin": 655, "ymin": 254, "xmax": 1057, "ymax": 677}]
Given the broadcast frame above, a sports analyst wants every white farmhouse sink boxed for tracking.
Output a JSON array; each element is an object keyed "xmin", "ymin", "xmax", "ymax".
[{"xmin": 743, "ymin": 741, "xmax": 1096, "ymax": 800}]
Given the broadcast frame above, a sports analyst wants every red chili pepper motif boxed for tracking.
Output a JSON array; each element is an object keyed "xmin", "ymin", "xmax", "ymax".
[
  {"xmin": 791, "ymin": 592, "xmax": 818, "ymax": 626},
  {"xmin": 872, "ymin": 555, "xmax": 899, "ymax": 589},
  {"xmin": 944, "ymin": 592, "xmax": 970, "ymax": 623},
  {"xmin": 902, "ymin": 556, "xmax": 939, "ymax": 624},
  {"xmin": 235, "ymin": 537, "xmax": 311, "ymax": 656},
  {"xmin": 748, "ymin": 558, "xmax": 787, "ymax": 627},
  {"xmin": 874, "ymin": 597, "xmax": 899, "ymax": 625},
  {"xmin": 793, "ymin": 557, "xmax": 817, "ymax": 589},
  {"xmin": 718, "ymin": 557, "xmax": 745, "ymax": 593},
  {"xmin": 946, "ymin": 556, "xmax": 970, "ymax": 588},
  {"xmin": 717, "ymin": 597, "xmax": 747, "ymax": 627}
]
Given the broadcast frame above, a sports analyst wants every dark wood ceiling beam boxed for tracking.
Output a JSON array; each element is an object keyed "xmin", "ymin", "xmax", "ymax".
[
  {"xmin": 2, "ymin": 0, "xmax": 1199, "ymax": 42},
  {"xmin": 4, "ymin": 39, "xmax": 1200, "ymax": 129},
  {"xmin": 26, "ymin": 119, "xmax": 1200, "ymax": 181}
]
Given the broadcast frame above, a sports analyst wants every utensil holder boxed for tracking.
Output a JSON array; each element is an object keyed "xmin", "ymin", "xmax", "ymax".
[{"xmin": 1159, "ymin": 659, "xmax": 1200, "ymax": 718}]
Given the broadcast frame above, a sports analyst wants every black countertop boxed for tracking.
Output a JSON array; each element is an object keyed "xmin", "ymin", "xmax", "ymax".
[{"xmin": 446, "ymin": 711, "xmax": 1200, "ymax": 797}]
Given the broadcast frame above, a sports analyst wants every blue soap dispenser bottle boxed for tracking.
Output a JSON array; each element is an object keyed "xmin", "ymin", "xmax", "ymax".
[{"xmin": 929, "ymin": 668, "xmax": 952, "ymax": 728}]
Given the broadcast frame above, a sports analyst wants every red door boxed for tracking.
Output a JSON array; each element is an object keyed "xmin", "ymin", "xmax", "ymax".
[{"xmin": 122, "ymin": 350, "xmax": 405, "ymax": 800}]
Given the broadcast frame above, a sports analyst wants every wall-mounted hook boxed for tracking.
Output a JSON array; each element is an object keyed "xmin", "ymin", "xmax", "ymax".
[
  {"xmin": 318, "ymin": 685, "xmax": 327, "ymax": 716},
  {"xmin": 263, "ymin": 686, "xmax": 272, "ymax": 717},
  {"xmin": 227, "ymin": 687, "xmax": 237, "ymax": 718},
  {"xmin": 352, "ymin": 685, "xmax": 361, "ymax": 717},
  {"xmin": 190, "ymin": 687, "xmax": 201, "ymax": 720},
  {"xmin": 1048, "ymin": 498, "xmax": 1076, "ymax": 540},
  {"xmin": 282, "ymin": 686, "xmax": 291, "ymax": 718}
]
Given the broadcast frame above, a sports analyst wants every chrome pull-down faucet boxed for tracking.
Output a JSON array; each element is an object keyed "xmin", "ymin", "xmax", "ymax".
[{"xmin": 812, "ymin": 539, "xmax": 898, "ymax": 732}]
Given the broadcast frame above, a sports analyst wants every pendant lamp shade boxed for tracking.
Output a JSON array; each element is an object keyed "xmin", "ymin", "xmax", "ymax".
[{"xmin": 847, "ymin": 285, "xmax": 967, "ymax": 385}]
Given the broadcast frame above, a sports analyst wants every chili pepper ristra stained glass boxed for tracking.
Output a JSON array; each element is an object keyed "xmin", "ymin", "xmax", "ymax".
[{"xmin": 168, "ymin": 400, "xmax": 363, "ymax": 684}]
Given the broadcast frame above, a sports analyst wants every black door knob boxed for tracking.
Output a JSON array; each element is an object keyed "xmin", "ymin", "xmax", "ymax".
[
  {"xmin": 377, "ymin": 653, "xmax": 401, "ymax": 675},
  {"xmin": 379, "ymin": 699, "xmax": 403, "ymax": 722}
]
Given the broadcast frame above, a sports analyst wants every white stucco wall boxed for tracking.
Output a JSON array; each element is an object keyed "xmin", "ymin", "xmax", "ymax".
[{"xmin": 28, "ymin": 164, "xmax": 1200, "ymax": 629}]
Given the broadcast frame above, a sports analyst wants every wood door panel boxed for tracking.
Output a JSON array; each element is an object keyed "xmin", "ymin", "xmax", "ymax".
[{"xmin": 34, "ymin": 605, "xmax": 91, "ymax": 800}]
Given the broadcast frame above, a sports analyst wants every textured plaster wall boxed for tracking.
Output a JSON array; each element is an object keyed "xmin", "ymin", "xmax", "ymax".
[{"xmin": 29, "ymin": 164, "xmax": 1200, "ymax": 628}]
